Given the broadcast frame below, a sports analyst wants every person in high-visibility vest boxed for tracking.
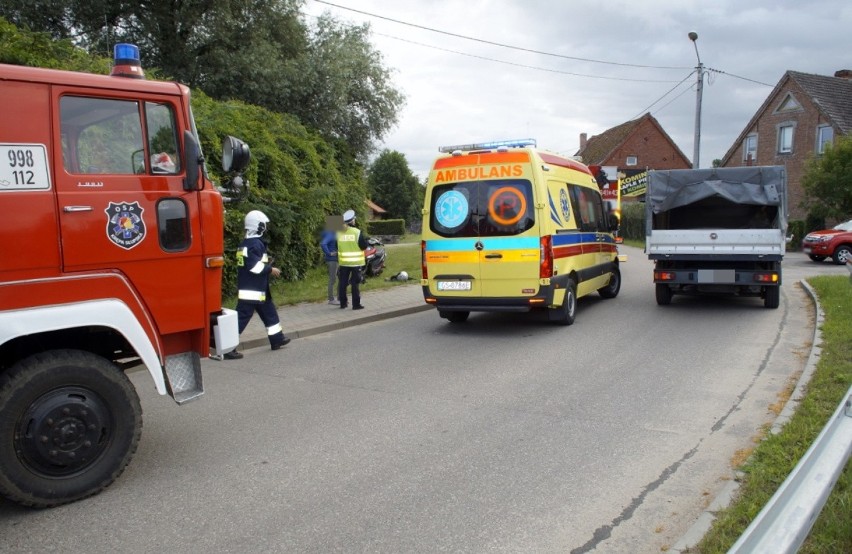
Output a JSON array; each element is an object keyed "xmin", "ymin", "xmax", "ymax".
[
  {"xmin": 336, "ymin": 209, "xmax": 369, "ymax": 310},
  {"xmin": 224, "ymin": 210, "xmax": 290, "ymax": 359}
]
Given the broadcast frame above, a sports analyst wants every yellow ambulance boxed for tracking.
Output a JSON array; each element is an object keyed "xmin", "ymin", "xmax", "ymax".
[{"xmin": 421, "ymin": 139, "xmax": 621, "ymax": 324}]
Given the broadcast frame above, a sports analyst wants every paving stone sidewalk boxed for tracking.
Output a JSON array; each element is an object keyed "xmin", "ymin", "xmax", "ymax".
[{"xmin": 236, "ymin": 283, "xmax": 430, "ymax": 351}]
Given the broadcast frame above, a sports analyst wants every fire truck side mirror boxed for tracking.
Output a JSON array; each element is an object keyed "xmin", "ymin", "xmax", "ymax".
[
  {"xmin": 184, "ymin": 130, "xmax": 202, "ymax": 191},
  {"xmin": 222, "ymin": 135, "xmax": 250, "ymax": 174}
]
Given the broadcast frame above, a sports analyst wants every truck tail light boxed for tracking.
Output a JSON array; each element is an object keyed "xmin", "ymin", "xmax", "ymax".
[
  {"xmin": 754, "ymin": 273, "xmax": 778, "ymax": 283},
  {"xmin": 540, "ymin": 235, "xmax": 553, "ymax": 278},
  {"xmin": 421, "ymin": 240, "xmax": 428, "ymax": 280},
  {"xmin": 655, "ymin": 271, "xmax": 676, "ymax": 281}
]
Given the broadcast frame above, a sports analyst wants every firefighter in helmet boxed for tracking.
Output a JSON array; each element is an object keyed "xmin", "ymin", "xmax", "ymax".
[{"xmin": 224, "ymin": 210, "xmax": 290, "ymax": 359}]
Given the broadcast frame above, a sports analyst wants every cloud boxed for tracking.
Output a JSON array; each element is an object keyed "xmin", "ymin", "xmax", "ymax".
[{"xmin": 305, "ymin": 0, "xmax": 852, "ymax": 179}]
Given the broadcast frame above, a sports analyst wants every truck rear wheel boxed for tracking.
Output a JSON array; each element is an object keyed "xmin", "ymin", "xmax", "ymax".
[
  {"xmin": 655, "ymin": 283, "xmax": 673, "ymax": 305},
  {"xmin": 0, "ymin": 350, "xmax": 142, "ymax": 508},
  {"xmin": 764, "ymin": 286, "xmax": 780, "ymax": 309}
]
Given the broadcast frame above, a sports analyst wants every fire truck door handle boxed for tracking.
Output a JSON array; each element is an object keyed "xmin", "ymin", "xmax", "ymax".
[
  {"xmin": 63, "ymin": 206, "xmax": 93, "ymax": 212},
  {"xmin": 484, "ymin": 253, "xmax": 503, "ymax": 259}
]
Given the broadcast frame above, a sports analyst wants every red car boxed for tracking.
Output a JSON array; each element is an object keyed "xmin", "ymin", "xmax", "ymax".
[{"xmin": 802, "ymin": 219, "xmax": 852, "ymax": 264}]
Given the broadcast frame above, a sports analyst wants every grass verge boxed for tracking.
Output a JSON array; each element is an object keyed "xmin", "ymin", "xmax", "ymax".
[
  {"xmin": 225, "ymin": 241, "xmax": 423, "ymax": 308},
  {"xmin": 692, "ymin": 275, "xmax": 851, "ymax": 553}
]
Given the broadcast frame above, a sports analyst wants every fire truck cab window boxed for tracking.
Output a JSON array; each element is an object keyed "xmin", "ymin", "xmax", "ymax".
[
  {"xmin": 60, "ymin": 96, "xmax": 144, "ymax": 175},
  {"xmin": 145, "ymin": 102, "xmax": 181, "ymax": 174},
  {"xmin": 157, "ymin": 198, "xmax": 190, "ymax": 251}
]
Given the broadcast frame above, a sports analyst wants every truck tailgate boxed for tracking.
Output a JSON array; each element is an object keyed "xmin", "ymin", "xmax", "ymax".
[{"xmin": 647, "ymin": 229, "xmax": 785, "ymax": 258}]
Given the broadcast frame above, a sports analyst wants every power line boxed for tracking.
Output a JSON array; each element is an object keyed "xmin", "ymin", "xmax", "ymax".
[
  {"xmin": 631, "ymin": 70, "xmax": 697, "ymax": 120},
  {"xmin": 372, "ymin": 32, "xmax": 684, "ymax": 83},
  {"xmin": 312, "ymin": 0, "xmax": 692, "ymax": 71},
  {"xmin": 706, "ymin": 67, "xmax": 773, "ymax": 87}
]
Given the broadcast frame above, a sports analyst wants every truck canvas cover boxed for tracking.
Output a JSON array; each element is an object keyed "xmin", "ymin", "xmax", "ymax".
[{"xmin": 647, "ymin": 166, "xmax": 787, "ymax": 231}]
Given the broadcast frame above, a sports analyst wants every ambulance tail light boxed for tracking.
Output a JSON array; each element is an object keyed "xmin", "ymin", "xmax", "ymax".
[
  {"xmin": 540, "ymin": 235, "xmax": 553, "ymax": 278},
  {"xmin": 111, "ymin": 43, "xmax": 145, "ymax": 79},
  {"xmin": 421, "ymin": 240, "xmax": 428, "ymax": 280},
  {"xmin": 754, "ymin": 273, "xmax": 778, "ymax": 283},
  {"xmin": 655, "ymin": 270, "xmax": 676, "ymax": 281}
]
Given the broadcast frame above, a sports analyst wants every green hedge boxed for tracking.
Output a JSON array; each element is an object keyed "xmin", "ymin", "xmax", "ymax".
[
  {"xmin": 619, "ymin": 202, "xmax": 646, "ymax": 242},
  {"xmin": 367, "ymin": 219, "xmax": 406, "ymax": 235}
]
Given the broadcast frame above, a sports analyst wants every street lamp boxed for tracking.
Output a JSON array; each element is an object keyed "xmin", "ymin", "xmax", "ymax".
[{"xmin": 689, "ymin": 31, "xmax": 704, "ymax": 169}]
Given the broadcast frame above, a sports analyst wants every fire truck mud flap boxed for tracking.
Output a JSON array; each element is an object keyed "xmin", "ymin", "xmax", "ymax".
[{"xmin": 165, "ymin": 353, "xmax": 204, "ymax": 404}]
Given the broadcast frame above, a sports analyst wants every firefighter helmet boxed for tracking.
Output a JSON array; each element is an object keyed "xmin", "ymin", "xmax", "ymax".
[{"xmin": 245, "ymin": 210, "xmax": 270, "ymax": 236}]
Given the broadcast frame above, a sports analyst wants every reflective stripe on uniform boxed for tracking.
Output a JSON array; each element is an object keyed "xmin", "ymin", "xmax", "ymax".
[
  {"xmin": 337, "ymin": 227, "xmax": 366, "ymax": 266},
  {"xmin": 238, "ymin": 289, "xmax": 266, "ymax": 302},
  {"xmin": 266, "ymin": 323, "xmax": 283, "ymax": 335},
  {"xmin": 250, "ymin": 253, "xmax": 269, "ymax": 274}
]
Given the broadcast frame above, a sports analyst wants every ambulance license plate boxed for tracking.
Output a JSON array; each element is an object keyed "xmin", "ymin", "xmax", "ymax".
[{"xmin": 437, "ymin": 281, "xmax": 471, "ymax": 291}]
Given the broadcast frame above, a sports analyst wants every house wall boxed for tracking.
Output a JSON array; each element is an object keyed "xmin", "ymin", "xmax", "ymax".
[
  {"xmin": 602, "ymin": 118, "xmax": 691, "ymax": 170},
  {"xmin": 721, "ymin": 80, "xmax": 838, "ymax": 220}
]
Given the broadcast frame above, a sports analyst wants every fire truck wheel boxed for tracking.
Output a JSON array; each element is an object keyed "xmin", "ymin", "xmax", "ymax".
[
  {"xmin": 598, "ymin": 265, "xmax": 621, "ymax": 299},
  {"xmin": 549, "ymin": 281, "xmax": 577, "ymax": 326},
  {"xmin": 0, "ymin": 350, "xmax": 142, "ymax": 508}
]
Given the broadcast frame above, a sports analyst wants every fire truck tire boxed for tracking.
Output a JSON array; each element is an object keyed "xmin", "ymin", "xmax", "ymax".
[
  {"xmin": 0, "ymin": 349, "xmax": 142, "ymax": 508},
  {"xmin": 598, "ymin": 265, "xmax": 621, "ymax": 299},
  {"xmin": 764, "ymin": 286, "xmax": 780, "ymax": 309},
  {"xmin": 549, "ymin": 281, "xmax": 576, "ymax": 326},
  {"xmin": 656, "ymin": 283, "xmax": 673, "ymax": 305}
]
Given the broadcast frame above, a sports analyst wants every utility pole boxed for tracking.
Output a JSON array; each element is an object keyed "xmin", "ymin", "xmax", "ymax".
[{"xmin": 689, "ymin": 31, "xmax": 704, "ymax": 169}]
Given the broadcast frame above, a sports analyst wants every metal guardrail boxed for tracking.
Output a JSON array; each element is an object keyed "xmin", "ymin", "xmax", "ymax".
[{"xmin": 728, "ymin": 384, "xmax": 852, "ymax": 554}]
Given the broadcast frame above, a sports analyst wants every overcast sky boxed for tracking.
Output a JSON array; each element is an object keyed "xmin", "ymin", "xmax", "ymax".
[{"xmin": 303, "ymin": 0, "xmax": 851, "ymax": 180}]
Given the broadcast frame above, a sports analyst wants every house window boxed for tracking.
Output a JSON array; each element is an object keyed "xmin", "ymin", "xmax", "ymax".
[
  {"xmin": 777, "ymin": 125, "xmax": 794, "ymax": 154},
  {"xmin": 816, "ymin": 125, "xmax": 834, "ymax": 154},
  {"xmin": 743, "ymin": 134, "xmax": 757, "ymax": 163},
  {"xmin": 625, "ymin": 156, "xmax": 637, "ymax": 166}
]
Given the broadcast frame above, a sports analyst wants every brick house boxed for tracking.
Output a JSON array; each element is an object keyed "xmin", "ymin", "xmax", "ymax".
[
  {"xmin": 365, "ymin": 199, "xmax": 387, "ymax": 220},
  {"xmin": 575, "ymin": 112, "xmax": 691, "ymax": 203},
  {"xmin": 720, "ymin": 70, "xmax": 852, "ymax": 220}
]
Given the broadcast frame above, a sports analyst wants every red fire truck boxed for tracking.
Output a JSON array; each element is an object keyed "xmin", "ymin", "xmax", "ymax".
[{"xmin": 0, "ymin": 45, "xmax": 249, "ymax": 507}]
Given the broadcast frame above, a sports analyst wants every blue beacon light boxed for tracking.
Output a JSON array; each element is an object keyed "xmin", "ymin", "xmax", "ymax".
[{"xmin": 111, "ymin": 43, "xmax": 145, "ymax": 79}]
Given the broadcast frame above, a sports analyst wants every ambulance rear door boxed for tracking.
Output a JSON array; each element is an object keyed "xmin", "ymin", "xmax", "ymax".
[{"xmin": 425, "ymin": 158, "xmax": 539, "ymax": 298}]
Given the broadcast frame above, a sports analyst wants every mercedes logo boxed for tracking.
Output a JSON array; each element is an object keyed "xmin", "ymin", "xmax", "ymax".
[{"xmin": 474, "ymin": 240, "xmax": 484, "ymax": 251}]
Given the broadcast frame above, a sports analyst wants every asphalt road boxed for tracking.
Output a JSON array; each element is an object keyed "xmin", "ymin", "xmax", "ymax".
[{"xmin": 0, "ymin": 248, "xmax": 847, "ymax": 553}]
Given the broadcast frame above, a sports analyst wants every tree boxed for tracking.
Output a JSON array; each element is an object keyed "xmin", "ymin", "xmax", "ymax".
[
  {"xmin": 801, "ymin": 135, "xmax": 852, "ymax": 221},
  {"xmin": 1, "ymin": 2, "xmax": 404, "ymax": 160},
  {"xmin": 367, "ymin": 150, "xmax": 421, "ymax": 224},
  {"xmin": 286, "ymin": 14, "xmax": 405, "ymax": 161}
]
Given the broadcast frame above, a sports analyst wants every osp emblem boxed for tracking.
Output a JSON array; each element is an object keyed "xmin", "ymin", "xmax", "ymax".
[{"xmin": 106, "ymin": 201, "xmax": 146, "ymax": 250}]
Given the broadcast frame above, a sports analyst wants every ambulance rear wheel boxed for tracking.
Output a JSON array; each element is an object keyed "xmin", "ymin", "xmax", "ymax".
[
  {"xmin": 549, "ymin": 281, "xmax": 577, "ymax": 326},
  {"xmin": 598, "ymin": 265, "xmax": 621, "ymax": 299},
  {"xmin": 656, "ymin": 283, "xmax": 673, "ymax": 305},
  {"xmin": 441, "ymin": 310, "xmax": 469, "ymax": 323},
  {"xmin": 0, "ymin": 350, "xmax": 142, "ymax": 508}
]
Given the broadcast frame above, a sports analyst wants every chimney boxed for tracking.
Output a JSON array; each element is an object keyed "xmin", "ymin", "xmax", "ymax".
[
  {"xmin": 834, "ymin": 69, "xmax": 852, "ymax": 80},
  {"xmin": 579, "ymin": 133, "xmax": 587, "ymax": 150}
]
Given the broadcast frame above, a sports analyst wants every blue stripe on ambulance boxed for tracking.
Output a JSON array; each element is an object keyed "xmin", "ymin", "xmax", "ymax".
[{"xmin": 425, "ymin": 237, "xmax": 540, "ymax": 251}]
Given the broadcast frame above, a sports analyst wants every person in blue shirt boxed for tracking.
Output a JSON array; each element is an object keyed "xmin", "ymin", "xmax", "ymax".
[
  {"xmin": 320, "ymin": 216, "xmax": 339, "ymax": 305},
  {"xmin": 224, "ymin": 210, "xmax": 290, "ymax": 360}
]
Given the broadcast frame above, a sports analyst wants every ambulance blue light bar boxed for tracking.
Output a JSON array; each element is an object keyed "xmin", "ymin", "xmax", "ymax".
[
  {"xmin": 438, "ymin": 138, "xmax": 536, "ymax": 153},
  {"xmin": 111, "ymin": 43, "xmax": 145, "ymax": 79}
]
